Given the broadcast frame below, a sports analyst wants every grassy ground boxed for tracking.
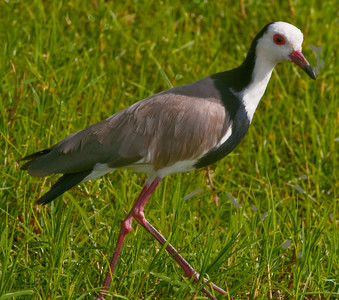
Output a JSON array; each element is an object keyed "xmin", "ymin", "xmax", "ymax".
[{"xmin": 1, "ymin": 1, "xmax": 338, "ymax": 299}]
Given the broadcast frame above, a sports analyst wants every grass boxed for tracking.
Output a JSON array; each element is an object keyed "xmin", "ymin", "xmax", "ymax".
[{"xmin": 0, "ymin": 0, "xmax": 338, "ymax": 299}]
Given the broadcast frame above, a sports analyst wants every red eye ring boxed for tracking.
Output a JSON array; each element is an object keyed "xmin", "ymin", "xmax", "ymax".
[{"xmin": 273, "ymin": 34, "xmax": 285, "ymax": 45}]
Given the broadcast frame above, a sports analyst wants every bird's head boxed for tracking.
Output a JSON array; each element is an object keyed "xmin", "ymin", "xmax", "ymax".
[{"xmin": 256, "ymin": 21, "xmax": 316, "ymax": 80}]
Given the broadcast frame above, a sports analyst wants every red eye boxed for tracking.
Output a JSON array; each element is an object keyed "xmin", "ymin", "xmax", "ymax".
[{"xmin": 273, "ymin": 34, "xmax": 285, "ymax": 45}]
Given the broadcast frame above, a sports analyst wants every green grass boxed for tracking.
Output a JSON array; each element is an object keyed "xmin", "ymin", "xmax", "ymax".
[{"xmin": 1, "ymin": 1, "xmax": 338, "ymax": 299}]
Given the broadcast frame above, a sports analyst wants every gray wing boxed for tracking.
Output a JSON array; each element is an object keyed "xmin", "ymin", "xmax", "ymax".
[{"xmin": 26, "ymin": 76, "xmax": 231, "ymax": 176}]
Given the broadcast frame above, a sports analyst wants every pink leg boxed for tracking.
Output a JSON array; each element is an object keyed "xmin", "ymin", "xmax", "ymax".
[
  {"xmin": 140, "ymin": 219, "xmax": 226, "ymax": 297},
  {"xmin": 97, "ymin": 177, "xmax": 226, "ymax": 300},
  {"xmin": 97, "ymin": 184, "xmax": 151, "ymax": 299},
  {"xmin": 206, "ymin": 166, "xmax": 219, "ymax": 206}
]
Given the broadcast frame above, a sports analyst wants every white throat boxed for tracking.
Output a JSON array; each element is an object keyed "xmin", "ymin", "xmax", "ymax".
[{"xmin": 236, "ymin": 55, "xmax": 276, "ymax": 122}]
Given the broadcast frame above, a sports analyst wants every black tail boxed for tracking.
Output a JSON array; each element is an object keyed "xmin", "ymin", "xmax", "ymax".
[
  {"xmin": 20, "ymin": 149, "xmax": 51, "ymax": 170},
  {"xmin": 37, "ymin": 170, "xmax": 92, "ymax": 205}
]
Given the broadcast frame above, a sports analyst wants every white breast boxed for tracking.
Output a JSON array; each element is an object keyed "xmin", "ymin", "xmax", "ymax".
[{"xmin": 237, "ymin": 55, "xmax": 275, "ymax": 122}]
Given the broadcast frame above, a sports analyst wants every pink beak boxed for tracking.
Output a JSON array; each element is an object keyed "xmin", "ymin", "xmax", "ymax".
[{"xmin": 289, "ymin": 50, "xmax": 316, "ymax": 80}]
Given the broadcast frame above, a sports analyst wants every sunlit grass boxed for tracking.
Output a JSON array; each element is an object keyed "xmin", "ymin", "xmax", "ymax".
[{"xmin": 1, "ymin": 1, "xmax": 337, "ymax": 299}]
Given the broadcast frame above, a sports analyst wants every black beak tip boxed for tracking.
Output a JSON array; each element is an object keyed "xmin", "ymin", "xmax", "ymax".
[{"xmin": 304, "ymin": 65, "xmax": 317, "ymax": 80}]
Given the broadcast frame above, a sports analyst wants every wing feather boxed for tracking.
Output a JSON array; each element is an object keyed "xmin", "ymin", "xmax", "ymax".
[{"xmin": 25, "ymin": 76, "xmax": 231, "ymax": 176}]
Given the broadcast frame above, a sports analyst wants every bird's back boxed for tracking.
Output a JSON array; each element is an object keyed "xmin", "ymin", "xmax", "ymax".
[{"xmin": 23, "ymin": 75, "xmax": 237, "ymax": 178}]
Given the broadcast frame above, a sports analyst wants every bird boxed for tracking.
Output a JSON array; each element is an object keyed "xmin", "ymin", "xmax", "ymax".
[{"xmin": 20, "ymin": 21, "xmax": 316, "ymax": 300}]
